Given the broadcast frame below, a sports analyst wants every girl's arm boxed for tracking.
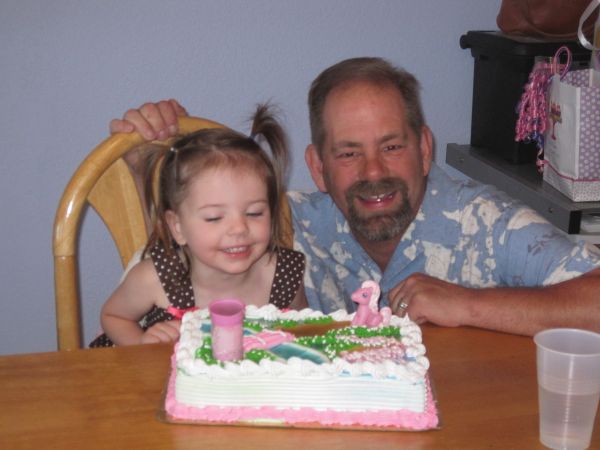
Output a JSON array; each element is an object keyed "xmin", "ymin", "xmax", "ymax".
[{"xmin": 100, "ymin": 259, "xmax": 175, "ymax": 345}]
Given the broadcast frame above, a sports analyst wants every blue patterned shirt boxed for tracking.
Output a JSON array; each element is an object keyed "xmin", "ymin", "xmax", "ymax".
[{"xmin": 288, "ymin": 164, "xmax": 600, "ymax": 313}]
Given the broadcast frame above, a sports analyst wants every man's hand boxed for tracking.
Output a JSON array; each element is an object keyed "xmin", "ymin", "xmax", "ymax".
[
  {"xmin": 388, "ymin": 273, "xmax": 472, "ymax": 327},
  {"xmin": 109, "ymin": 99, "xmax": 189, "ymax": 190},
  {"xmin": 109, "ymin": 99, "xmax": 188, "ymax": 140},
  {"xmin": 140, "ymin": 319, "xmax": 181, "ymax": 344}
]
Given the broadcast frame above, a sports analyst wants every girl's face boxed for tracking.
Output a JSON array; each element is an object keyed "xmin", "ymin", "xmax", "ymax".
[{"xmin": 166, "ymin": 166, "xmax": 271, "ymax": 276}]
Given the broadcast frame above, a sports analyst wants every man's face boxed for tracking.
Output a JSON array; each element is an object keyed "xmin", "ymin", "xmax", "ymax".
[{"xmin": 306, "ymin": 81, "xmax": 432, "ymax": 243}]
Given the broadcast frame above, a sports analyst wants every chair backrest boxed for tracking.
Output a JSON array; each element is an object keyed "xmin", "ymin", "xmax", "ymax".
[{"xmin": 53, "ymin": 116, "xmax": 294, "ymax": 351}]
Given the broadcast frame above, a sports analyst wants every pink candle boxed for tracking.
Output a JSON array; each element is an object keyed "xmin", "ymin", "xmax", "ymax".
[{"xmin": 208, "ymin": 299, "xmax": 245, "ymax": 362}]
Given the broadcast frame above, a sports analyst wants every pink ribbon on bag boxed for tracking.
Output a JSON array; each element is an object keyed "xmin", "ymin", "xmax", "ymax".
[{"xmin": 515, "ymin": 46, "xmax": 572, "ymax": 172}]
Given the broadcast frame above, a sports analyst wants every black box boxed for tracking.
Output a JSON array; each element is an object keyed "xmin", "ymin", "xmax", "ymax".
[{"xmin": 460, "ymin": 31, "xmax": 591, "ymax": 164}]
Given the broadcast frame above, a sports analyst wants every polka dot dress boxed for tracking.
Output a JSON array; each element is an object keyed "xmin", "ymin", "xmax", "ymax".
[
  {"xmin": 268, "ymin": 247, "xmax": 305, "ymax": 309},
  {"xmin": 89, "ymin": 243, "xmax": 305, "ymax": 348}
]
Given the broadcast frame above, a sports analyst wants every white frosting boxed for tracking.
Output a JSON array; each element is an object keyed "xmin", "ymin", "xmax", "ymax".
[
  {"xmin": 176, "ymin": 373, "xmax": 426, "ymax": 412},
  {"xmin": 176, "ymin": 305, "xmax": 429, "ymax": 382}
]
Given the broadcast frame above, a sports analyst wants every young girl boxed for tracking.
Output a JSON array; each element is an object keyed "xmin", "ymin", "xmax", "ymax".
[{"xmin": 90, "ymin": 104, "xmax": 306, "ymax": 347}]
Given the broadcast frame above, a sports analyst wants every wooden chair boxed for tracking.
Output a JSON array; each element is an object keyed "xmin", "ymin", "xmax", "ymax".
[{"xmin": 53, "ymin": 116, "xmax": 294, "ymax": 351}]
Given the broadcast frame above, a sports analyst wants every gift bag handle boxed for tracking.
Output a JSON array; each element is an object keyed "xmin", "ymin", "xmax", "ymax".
[
  {"xmin": 578, "ymin": 0, "xmax": 600, "ymax": 50},
  {"xmin": 553, "ymin": 46, "xmax": 572, "ymax": 80}
]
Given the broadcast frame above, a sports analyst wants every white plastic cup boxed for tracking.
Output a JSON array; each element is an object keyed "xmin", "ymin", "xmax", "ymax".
[
  {"xmin": 208, "ymin": 299, "xmax": 245, "ymax": 362},
  {"xmin": 534, "ymin": 328, "xmax": 600, "ymax": 450}
]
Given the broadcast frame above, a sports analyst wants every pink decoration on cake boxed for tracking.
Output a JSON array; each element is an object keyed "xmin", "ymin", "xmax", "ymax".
[
  {"xmin": 341, "ymin": 342, "xmax": 405, "ymax": 364},
  {"xmin": 351, "ymin": 280, "xmax": 392, "ymax": 327},
  {"xmin": 338, "ymin": 335, "xmax": 406, "ymax": 364},
  {"xmin": 243, "ymin": 330, "xmax": 296, "ymax": 352},
  {"xmin": 209, "ymin": 299, "xmax": 245, "ymax": 362}
]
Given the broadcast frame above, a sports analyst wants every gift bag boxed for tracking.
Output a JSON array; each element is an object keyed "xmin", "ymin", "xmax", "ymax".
[{"xmin": 543, "ymin": 68, "xmax": 600, "ymax": 201}]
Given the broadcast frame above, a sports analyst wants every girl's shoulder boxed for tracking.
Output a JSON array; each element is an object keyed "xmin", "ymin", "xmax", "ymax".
[
  {"xmin": 121, "ymin": 257, "xmax": 161, "ymax": 288},
  {"xmin": 118, "ymin": 256, "xmax": 170, "ymax": 309}
]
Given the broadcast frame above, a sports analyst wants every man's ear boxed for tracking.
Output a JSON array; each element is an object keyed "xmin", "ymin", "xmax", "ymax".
[
  {"xmin": 420, "ymin": 126, "xmax": 434, "ymax": 176},
  {"xmin": 305, "ymin": 144, "xmax": 327, "ymax": 192},
  {"xmin": 165, "ymin": 210, "xmax": 186, "ymax": 245}
]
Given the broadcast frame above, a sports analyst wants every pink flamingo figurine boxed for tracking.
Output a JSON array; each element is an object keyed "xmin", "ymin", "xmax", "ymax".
[{"xmin": 351, "ymin": 280, "xmax": 392, "ymax": 327}]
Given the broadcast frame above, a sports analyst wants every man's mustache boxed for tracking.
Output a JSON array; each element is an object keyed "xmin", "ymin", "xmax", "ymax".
[{"xmin": 346, "ymin": 178, "xmax": 408, "ymax": 198}]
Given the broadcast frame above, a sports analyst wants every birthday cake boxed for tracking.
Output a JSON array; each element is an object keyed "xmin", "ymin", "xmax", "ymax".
[{"xmin": 163, "ymin": 287, "xmax": 439, "ymax": 430}]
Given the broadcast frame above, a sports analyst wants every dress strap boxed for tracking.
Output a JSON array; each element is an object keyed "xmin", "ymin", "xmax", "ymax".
[
  {"xmin": 268, "ymin": 247, "xmax": 305, "ymax": 309},
  {"xmin": 150, "ymin": 243, "xmax": 196, "ymax": 309}
]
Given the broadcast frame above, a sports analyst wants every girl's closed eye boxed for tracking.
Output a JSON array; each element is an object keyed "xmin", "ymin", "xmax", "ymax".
[
  {"xmin": 246, "ymin": 201, "xmax": 269, "ymax": 218},
  {"xmin": 204, "ymin": 216, "xmax": 222, "ymax": 223},
  {"xmin": 246, "ymin": 209, "xmax": 265, "ymax": 218}
]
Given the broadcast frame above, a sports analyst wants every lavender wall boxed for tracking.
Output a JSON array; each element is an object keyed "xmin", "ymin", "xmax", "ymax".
[{"xmin": 0, "ymin": 0, "xmax": 499, "ymax": 354}]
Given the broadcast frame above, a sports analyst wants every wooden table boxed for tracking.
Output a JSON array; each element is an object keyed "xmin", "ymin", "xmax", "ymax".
[{"xmin": 1, "ymin": 326, "xmax": 599, "ymax": 449}]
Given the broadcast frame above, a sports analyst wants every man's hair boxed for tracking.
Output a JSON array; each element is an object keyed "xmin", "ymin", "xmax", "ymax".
[{"xmin": 308, "ymin": 57, "xmax": 425, "ymax": 154}]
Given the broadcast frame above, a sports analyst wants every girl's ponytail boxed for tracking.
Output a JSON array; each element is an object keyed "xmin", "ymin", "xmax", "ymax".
[
  {"xmin": 249, "ymin": 104, "xmax": 289, "ymax": 191},
  {"xmin": 141, "ymin": 144, "xmax": 177, "ymax": 259},
  {"xmin": 248, "ymin": 104, "xmax": 290, "ymax": 249}
]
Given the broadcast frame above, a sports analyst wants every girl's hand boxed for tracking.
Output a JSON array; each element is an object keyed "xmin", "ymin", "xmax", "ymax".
[{"xmin": 140, "ymin": 320, "xmax": 182, "ymax": 344}]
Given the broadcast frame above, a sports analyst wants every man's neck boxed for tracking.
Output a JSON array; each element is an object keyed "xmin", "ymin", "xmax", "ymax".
[{"xmin": 354, "ymin": 232, "xmax": 403, "ymax": 272}]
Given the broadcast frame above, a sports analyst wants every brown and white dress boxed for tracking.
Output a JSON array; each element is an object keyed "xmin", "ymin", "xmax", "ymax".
[{"xmin": 89, "ymin": 243, "xmax": 305, "ymax": 348}]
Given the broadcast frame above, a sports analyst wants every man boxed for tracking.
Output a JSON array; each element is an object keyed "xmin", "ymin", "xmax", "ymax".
[{"xmin": 110, "ymin": 57, "xmax": 600, "ymax": 336}]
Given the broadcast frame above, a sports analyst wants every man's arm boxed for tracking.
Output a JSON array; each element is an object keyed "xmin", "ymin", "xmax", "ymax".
[{"xmin": 388, "ymin": 268, "xmax": 600, "ymax": 336}]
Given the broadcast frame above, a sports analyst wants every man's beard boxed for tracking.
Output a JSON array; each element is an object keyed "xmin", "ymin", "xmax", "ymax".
[{"xmin": 345, "ymin": 178, "xmax": 413, "ymax": 242}]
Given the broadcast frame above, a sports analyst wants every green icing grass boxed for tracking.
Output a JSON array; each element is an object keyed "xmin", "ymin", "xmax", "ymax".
[
  {"xmin": 245, "ymin": 349, "xmax": 277, "ymax": 363},
  {"xmin": 195, "ymin": 336, "xmax": 219, "ymax": 365},
  {"xmin": 295, "ymin": 333, "xmax": 357, "ymax": 359},
  {"xmin": 303, "ymin": 316, "xmax": 334, "ymax": 325},
  {"xmin": 243, "ymin": 320, "xmax": 263, "ymax": 332},
  {"xmin": 336, "ymin": 325, "xmax": 401, "ymax": 338}
]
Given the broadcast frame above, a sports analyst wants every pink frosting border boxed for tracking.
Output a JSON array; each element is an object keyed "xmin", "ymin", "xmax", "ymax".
[{"xmin": 164, "ymin": 355, "xmax": 439, "ymax": 430}]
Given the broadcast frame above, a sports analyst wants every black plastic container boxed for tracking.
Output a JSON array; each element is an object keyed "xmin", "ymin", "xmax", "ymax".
[{"xmin": 460, "ymin": 31, "xmax": 591, "ymax": 164}]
